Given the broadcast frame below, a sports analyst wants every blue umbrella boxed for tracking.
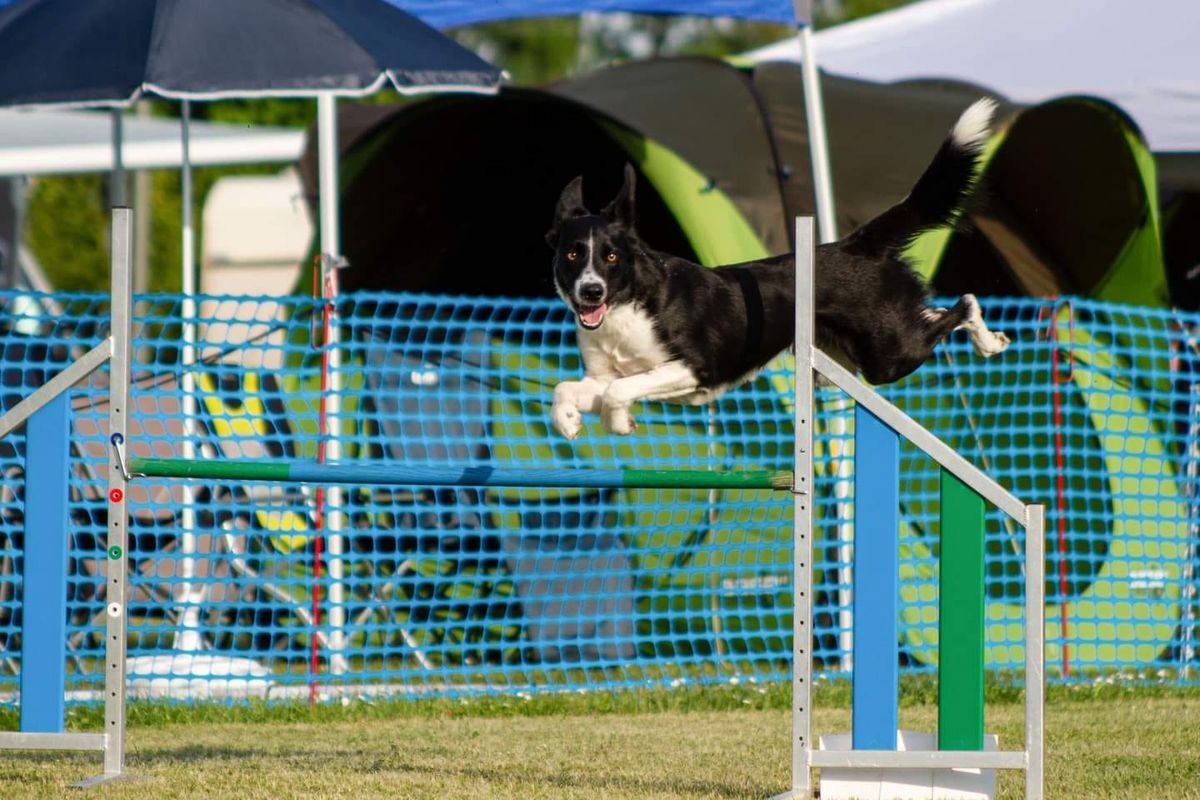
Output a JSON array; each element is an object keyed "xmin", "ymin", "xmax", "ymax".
[
  {"xmin": 0, "ymin": 0, "xmax": 502, "ymax": 291},
  {"xmin": 0, "ymin": 0, "xmax": 500, "ymax": 706}
]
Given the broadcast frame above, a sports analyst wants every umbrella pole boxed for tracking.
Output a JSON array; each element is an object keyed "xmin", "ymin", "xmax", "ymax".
[
  {"xmin": 175, "ymin": 99, "xmax": 204, "ymax": 653},
  {"xmin": 315, "ymin": 92, "xmax": 348, "ymax": 694},
  {"xmin": 109, "ymin": 110, "xmax": 125, "ymax": 207},
  {"xmin": 795, "ymin": 23, "xmax": 837, "ymax": 244}
]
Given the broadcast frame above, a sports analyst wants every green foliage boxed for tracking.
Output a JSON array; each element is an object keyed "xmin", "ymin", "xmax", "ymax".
[
  {"xmin": 23, "ymin": 174, "xmax": 110, "ymax": 292},
  {"xmin": 453, "ymin": 18, "xmax": 581, "ymax": 85}
]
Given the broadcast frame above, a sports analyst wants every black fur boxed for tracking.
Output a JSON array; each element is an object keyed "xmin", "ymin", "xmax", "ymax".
[{"xmin": 548, "ymin": 99, "xmax": 1004, "ymax": 406}]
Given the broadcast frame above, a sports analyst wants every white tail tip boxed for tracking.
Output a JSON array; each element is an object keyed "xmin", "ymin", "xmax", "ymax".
[{"xmin": 951, "ymin": 97, "xmax": 997, "ymax": 150}]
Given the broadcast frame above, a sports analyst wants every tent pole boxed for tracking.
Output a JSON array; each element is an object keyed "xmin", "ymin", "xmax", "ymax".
[
  {"xmin": 316, "ymin": 92, "xmax": 348, "ymax": 682},
  {"xmin": 796, "ymin": 23, "xmax": 837, "ymax": 244},
  {"xmin": 175, "ymin": 99, "xmax": 203, "ymax": 653}
]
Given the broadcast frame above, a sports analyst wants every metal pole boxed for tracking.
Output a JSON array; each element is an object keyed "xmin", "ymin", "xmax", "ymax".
[
  {"xmin": 1025, "ymin": 504, "xmax": 1046, "ymax": 800},
  {"xmin": 109, "ymin": 111, "xmax": 126, "ymax": 208},
  {"xmin": 317, "ymin": 92, "xmax": 348, "ymax": 677},
  {"xmin": 175, "ymin": 99, "xmax": 204, "ymax": 653},
  {"xmin": 102, "ymin": 207, "xmax": 132, "ymax": 780},
  {"xmin": 132, "ymin": 102, "xmax": 153, "ymax": 294},
  {"xmin": 796, "ymin": 26, "xmax": 838, "ymax": 244},
  {"xmin": 811, "ymin": 349, "xmax": 1028, "ymax": 524},
  {"xmin": 793, "ymin": 216, "xmax": 816, "ymax": 797}
]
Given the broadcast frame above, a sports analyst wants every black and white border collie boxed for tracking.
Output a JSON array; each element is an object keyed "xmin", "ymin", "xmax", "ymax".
[{"xmin": 547, "ymin": 98, "xmax": 1010, "ymax": 439}]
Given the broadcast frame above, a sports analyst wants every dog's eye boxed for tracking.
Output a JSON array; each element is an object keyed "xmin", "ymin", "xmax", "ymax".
[
  {"xmin": 565, "ymin": 249, "xmax": 578, "ymax": 262},
  {"xmin": 606, "ymin": 252, "xmax": 618, "ymax": 263}
]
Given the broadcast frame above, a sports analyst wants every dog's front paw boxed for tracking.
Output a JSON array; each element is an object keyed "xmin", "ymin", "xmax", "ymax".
[
  {"xmin": 603, "ymin": 405, "xmax": 637, "ymax": 436},
  {"xmin": 552, "ymin": 401, "xmax": 584, "ymax": 440}
]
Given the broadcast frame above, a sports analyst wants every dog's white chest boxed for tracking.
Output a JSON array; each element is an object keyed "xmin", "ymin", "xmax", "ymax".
[{"xmin": 577, "ymin": 304, "xmax": 671, "ymax": 377}]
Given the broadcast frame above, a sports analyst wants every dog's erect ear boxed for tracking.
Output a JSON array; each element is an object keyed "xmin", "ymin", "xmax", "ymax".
[
  {"xmin": 602, "ymin": 163, "xmax": 637, "ymax": 228},
  {"xmin": 546, "ymin": 176, "xmax": 588, "ymax": 248}
]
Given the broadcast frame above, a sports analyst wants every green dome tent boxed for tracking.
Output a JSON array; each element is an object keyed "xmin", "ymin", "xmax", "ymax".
[
  {"xmin": 907, "ymin": 96, "xmax": 1168, "ymax": 308},
  {"xmin": 295, "ymin": 56, "xmax": 1186, "ymax": 672}
]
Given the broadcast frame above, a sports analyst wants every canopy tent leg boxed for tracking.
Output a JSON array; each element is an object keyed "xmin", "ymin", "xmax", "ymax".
[
  {"xmin": 794, "ymin": 19, "xmax": 837, "ymax": 244},
  {"xmin": 316, "ymin": 92, "xmax": 349, "ymax": 685}
]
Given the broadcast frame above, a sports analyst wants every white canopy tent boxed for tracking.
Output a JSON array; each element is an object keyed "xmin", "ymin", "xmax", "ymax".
[{"xmin": 746, "ymin": 0, "xmax": 1200, "ymax": 153}]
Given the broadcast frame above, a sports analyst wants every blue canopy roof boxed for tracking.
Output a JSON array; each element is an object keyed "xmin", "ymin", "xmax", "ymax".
[
  {"xmin": 387, "ymin": 1, "xmax": 807, "ymax": 28},
  {"xmin": 0, "ymin": 1, "xmax": 809, "ymax": 28}
]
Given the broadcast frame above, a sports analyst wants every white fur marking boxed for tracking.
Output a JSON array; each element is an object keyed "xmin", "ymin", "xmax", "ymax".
[
  {"xmin": 951, "ymin": 97, "xmax": 997, "ymax": 151},
  {"xmin": 552, "ymin": 304, "xmax": 706, "ymax": 438},
  {"xmin": 575, "ymin": 304, "xmax": 671, "ymax": 377},
  {"xmin": 573, "ymin": 229, "xmax": 606, "ymax": 305},
  {"xmin": 551, "ymin": 375, "xmax": 612, "ymax": 439},
  {"xmin": 600, "ymin": 361, "xmax": 701, "ymax": 435}
]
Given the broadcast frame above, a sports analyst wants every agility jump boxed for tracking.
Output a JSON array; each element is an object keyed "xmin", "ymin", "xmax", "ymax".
[{"xmin": 0, "ymin": 211, "xmax": 1045, "ymax": 799}]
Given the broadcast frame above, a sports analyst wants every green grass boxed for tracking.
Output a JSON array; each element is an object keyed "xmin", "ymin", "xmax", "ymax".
[{"xmin": 2, "ymin": 684, "xmax": 1199, "ymax": 798}]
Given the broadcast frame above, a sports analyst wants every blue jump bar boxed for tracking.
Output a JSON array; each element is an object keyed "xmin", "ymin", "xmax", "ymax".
[{"xmin": 128, "ymin": 458, "xmax": 794, "ymax": 492}]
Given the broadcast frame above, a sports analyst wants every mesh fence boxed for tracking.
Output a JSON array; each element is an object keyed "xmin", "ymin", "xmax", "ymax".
[{"xmin": 0, "ymin": 289, "xmax": 1197, "ymax": 704}]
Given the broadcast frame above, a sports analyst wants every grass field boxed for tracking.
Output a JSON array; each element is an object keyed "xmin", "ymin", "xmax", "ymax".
[{"xmin": 2, "ymin": 685, "xmax": 1198, "ymax": 799}]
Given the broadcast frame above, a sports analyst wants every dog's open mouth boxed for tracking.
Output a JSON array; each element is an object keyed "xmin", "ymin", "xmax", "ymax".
[{"xmin": 576, "ymin": 303, "xmax": 608, "ymax": 329}]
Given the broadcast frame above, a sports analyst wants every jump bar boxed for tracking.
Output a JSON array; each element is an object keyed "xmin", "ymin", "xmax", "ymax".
[{"xmin": 128, "ymin": 458, "xmax": 795, "ymax": 492}]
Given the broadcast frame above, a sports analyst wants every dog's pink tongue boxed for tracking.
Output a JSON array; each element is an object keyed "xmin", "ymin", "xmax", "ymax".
[{"xmin": 579, "ymin": 304, "xmax": 607, "ymax": 327}]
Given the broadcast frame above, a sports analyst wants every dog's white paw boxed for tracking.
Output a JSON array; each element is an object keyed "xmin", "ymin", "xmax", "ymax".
[
  {"xmin": 603, "ymin": 405, "xmax": 637, "ymax": 436},
  {"xmin": 973, "ymin": 329, "xmax": 1011, "ymax": 358},
  {"xmin": 552, "ymin": 402, "xmax": 583, "ymax": 440}
]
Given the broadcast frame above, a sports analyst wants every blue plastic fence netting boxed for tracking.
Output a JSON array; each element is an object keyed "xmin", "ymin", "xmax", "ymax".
[{"xmin": 0, "ymin": 289, "xmax": 1197, "ymax": 704}]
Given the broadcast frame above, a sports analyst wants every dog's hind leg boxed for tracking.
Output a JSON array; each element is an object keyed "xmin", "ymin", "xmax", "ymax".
[
  {"xmin": 552, "ymin": 376, "xmax": 612, "ymax": 439},
  {"xmin": 954, "ymin": 294, "xmax": 1010, "ymax": 357},
  {"xmin": 921, "ymin": 295, "xmax": 1010, "ymax": 358}
]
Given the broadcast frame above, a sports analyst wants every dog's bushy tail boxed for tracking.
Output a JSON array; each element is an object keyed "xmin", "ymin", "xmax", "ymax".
[{"xmin": 843, "ymin": 97, "xmax": 996, "ymax": 257}]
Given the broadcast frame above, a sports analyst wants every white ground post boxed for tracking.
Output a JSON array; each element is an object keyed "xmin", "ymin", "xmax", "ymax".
[{"xmin": 316, "ymin": 92, "xmax": 348, "ymax": 678}]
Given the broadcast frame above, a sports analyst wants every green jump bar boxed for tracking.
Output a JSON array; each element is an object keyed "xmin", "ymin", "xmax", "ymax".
[{"xmin": 128, "ymin": 458, "xmax": 794, "ymax": 492}]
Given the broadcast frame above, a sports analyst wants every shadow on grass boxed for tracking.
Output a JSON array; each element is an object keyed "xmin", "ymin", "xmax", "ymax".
[
  {"xmin": 381, "ymin": 756, "xmax": 771, "ymax": 798},
  {"xmin": 129, "ymin": 744, "xmax": 368, "ymax": 765},
  {"xmin": 127, "ymin": 741, "xmax": 772, "ymax": 798}
]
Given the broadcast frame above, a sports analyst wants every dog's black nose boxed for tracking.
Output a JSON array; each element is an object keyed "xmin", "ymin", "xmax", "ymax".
[{"xmin": 578, "ymin": 282, "xmax": 605, "ymax": 304}]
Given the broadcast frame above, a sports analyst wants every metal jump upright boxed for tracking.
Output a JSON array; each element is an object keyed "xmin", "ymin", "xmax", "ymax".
[
  {"xmin": 780, "ymin": 217, "xmax": 1045, "ymax": 800},
  {"xmin": 0, "ymin": 207, "xmax": 133, "ymax": 785}
]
